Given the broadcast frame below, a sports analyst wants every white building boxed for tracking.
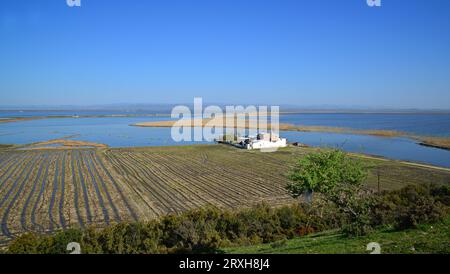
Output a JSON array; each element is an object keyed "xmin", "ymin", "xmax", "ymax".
[{"xmin": 238, "ymin": 132, "xmax": 287, "ymax": 150}]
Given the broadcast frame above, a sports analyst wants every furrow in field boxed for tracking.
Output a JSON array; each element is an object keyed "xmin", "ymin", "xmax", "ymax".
[
  {"xmin": 112, "ymin": 153, "xmax": 180, "ymax": 214},
  {"xmin": 121, "ymin": 152, "xmax": 204, "ymax": 212},
  {"xmin": 130, "ymin": 151, "xmax": 250, "ymax": 209},
  {"xmin": 151, "ymin": 151, "xmax": 291, "ymax": 205},
  {"xmin": 70, "ymin": 151, "xmax": 84, "ymax": 228},
  {"xmin": 1, "ymin": 154, "xmax": 42, "ymax": 239},
  {"xmin": 0, "ymin": 154, "xmax": 8, "ymax": 165},
  {"xmin": 103, "ymin": 152, "xmax": 160, "ymax": 218},
  {"xmin": 183, "ymin": 153, "xmax": 288, "ymax": 196},
  {"xmin": 125, "ymin": 153, "xmax": 209, "ymax": 210},
  {"xmin": 137, "ymin": 155, "xmax": 218, "ymax": 208},
  {"xmin": 104, "ymin": 152, "xmax": 164, "ymax": 217},
  {"xmin": 0, "ymin": 153, "xmax": 16, "ymax": 167},
  {"xmin": 74, "ymin": 151, "xmax": 93, "ymax": 224},
  {"xmin": 87, "ymin": 151, "xmax": 121, "ymax": 222},
  {"xmin": 93, "ymin": 152, "xmax": 138, "ymax": 221},
  {"xmin": 168, "ymin": 152, "xmax": 286, "ymax": 195},
  {"xmin": 81, "ymin": 151, "xmax": 110, "ymax": 225},
  {"xmin": 213, "ymin": 154, "xmax": 288, "ymax": 186},
  {"xmin": 0, "ymin": 154, "xmax": 36, "ymax": 209},
  {"xmin": 0, "ymin": 154, "xmax": 20, "ymax": 177},
  {"xmin": 20, "ymin": 154, "xmax": 49, "ymax": 231},
  {"xmin": 112, "ymin": 152, "xmax": 185, "ymax": 214},
  {"xmin": 0, "ymin": 154, "xmax": 24, "ymax": 193},
  {"xmin": 31, "ymin": 154, "xmax": 53, "ymax": 231},
  {"xmin": 48, "ymin": 152, "xmax": 60, "ymax": 230},
  {"xmin": 135, "ymin": 153, "xmax": 239, "ymax": 208},
  {"xmin": 59, "ymin": 152, "xmax": 66, "ymax": 229},
  {"xmin": 148, "ymin": 153, "xmax": 266, "ymax": 204}
]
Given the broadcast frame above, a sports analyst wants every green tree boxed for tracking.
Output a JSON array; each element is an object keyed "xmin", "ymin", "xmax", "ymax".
[
  {"xmin": 287, "ymin": 149, "xmax": 372, "ymax": 236},
  {"xmin": 287, "ymin": 149, "xmax": 367, "ymax": 199}
]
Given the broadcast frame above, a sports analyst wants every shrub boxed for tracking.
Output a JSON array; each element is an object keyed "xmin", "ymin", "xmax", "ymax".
[
  {"xmin": 430, "ymin": 184, "xmax": 450, "ymax": 206},
  {"xmin": 393, "ymin": 185, "xmax": 447, "ymax": 230},
  {"xmin": 236, "ymin": 204, "xmax": 283, "ymax": 243},
  {"xmin": 287, "ymin": 149, "xmax": 367, "ymax": 198},
  {"xmin": 372, "ymin": 184, "xmax": 448, "ymax": 230},
  {"xmin": 298, "ymin": 226, "xmax": 315, "ymax": 236},
  {"xmin": 46, "ymin": 228, "xmax": 82, "ymax": 254},
  {"xmin": 287, "ymin": 150, "xmax": 370, "ymax": 236},
  {"xmin": 338, "ymin": 190, "xmax": 377, "ymax": 236},
  {"xmin": 6, "ymin": 184, "xmax": 449, "ymax": 254},
  {"xmin": 7, "ymin": 233, "xmax": 41, "ymax": 254}
]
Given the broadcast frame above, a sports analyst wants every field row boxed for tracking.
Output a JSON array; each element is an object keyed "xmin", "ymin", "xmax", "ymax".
[
  {"xmin": 0, "ymin": 150, "xmax": 138, "ymax": 243},
  {"xmin": 104, "ymin": 146, "xmax": 296, "ymax": 218}
]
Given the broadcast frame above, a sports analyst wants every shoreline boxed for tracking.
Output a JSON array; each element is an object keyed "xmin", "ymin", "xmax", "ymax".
[
  {"xmin": 0, "ymin": 113, "xmax": 172, "ymax": 124},
  {"xmin": 1, "ymin": 114, "xmax": 449, "ymax": 150},
  {"xmin": 133, "ymin": 118, "xmax": 450, "ymax": 151},
  {"xmin": 2, "ymin": 141, "xmax": 449, "ymax": 172},
  {"xmin": 133, "ymin": 118, "xmax": 402, "ymax": 137}
]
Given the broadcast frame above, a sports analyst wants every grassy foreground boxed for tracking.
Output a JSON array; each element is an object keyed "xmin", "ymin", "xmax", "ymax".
[{"xmin": 223, "ymin": 217, "xmax": 450, "ymax": 254}]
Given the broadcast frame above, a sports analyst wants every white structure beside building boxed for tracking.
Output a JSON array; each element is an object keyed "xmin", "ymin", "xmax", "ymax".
[{"xmin": 237, "ymin": 132, "xmax": 287, "ymax": 150}]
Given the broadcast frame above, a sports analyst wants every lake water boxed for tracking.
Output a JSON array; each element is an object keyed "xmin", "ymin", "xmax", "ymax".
[
  {"xmin": 0, "ymin": 112, "xmax": 449, "ymax": 168},
  {"xmin": 280, "ymin": 113, "xmax": 450, "ymax": 137}
]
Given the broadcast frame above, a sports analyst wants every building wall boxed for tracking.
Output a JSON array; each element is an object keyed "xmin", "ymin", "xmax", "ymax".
[{"xmin": 247, "ymin": 139, "xmax": 287, "ymax": 150}]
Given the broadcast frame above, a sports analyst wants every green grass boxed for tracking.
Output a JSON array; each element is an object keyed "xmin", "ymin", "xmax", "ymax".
[
  {"xmin": 223, "ymin": 217, "xmax": 450, "ymax": 254},
  {"xmin": 0, "ymin": 144, "xmax": 14, "ymax": 150}
]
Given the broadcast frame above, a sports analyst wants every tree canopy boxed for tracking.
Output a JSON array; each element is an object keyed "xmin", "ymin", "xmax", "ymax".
[{"xmin": 287, "ymin": 149, "xmax": 367, "ymax": 198}]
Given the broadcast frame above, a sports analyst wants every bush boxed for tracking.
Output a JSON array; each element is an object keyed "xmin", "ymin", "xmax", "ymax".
[
  {"xmin": 6, "ymin": 184, "xmax": 449, "ymax": 254},
  {"xmin": 7, "ymin": 203, "xmax": 331, "ymax": 254},
  {"xmin": 287, "ymin": 149, "xmax": 367, "ymax": 198},
  {"xmin": 338, "ymin": 190, "xmax": 377, "ymax": 236},
  {"xmin": 47, "ymin": 228, "xmax": 82, "ymax": 254},
  {"xmin": 287, "ymin": 150, "xmax": 371, "ymax": 236},
  {"xmin": 372, "ymin": 184, "xmax": 448, "ymax": 230},
  {"xmin": 7, "ymin": 233, "xmax": 41, "ymax": 254},
  {"xmin": 430, "ymin": 184, "xmax": 450, "ymax": 206}
]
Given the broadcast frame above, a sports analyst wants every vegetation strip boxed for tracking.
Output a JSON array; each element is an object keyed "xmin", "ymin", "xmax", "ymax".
[
  {"xmin": 0, "ymin": 154, "xmax": 23, "ymax": 192},
  {"xmin": 30, "ymin": 155, "xmax": 52, "ymax": 232},
  {"xmin": 82, "ymin": 151, "xmax": 110, "ymax": 225},
  {"xmin": 93, "ymin": 153, "xmax": 138, "ymax": 221},
  {"xmin": 1, "ymin": 154, "xmax": 41, "ymax": 238},
  {"xmin": 71, "ymin": 151, "xmax": 84, "ymax": 228},
  {"xmin": 87, "ymin": 152, "xmax": 121, "ymax": 222},
  {"xmin": 20, "ymin": 154, "xmax": 49, "ymax": 231},
  {"xmin": 48, "ymin": 153, "xmax": 60, "ymax": 230},
  {"xmin": 59, "ymin": 153, "xmax": 66, "ymax": 229},
  {"xmin": 75, "ymin": 151, "xmax": 93, "ymax": 224}
]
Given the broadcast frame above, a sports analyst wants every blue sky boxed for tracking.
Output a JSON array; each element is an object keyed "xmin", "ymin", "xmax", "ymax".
[{"xmin": 1, "ymin": 0, "xmax": 449, "ymax": 108}]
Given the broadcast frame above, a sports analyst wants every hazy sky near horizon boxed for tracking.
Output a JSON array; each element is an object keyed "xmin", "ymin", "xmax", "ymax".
[{"xmin": 1, "ymin": 0, "xmax": 450, "ymax": 108}]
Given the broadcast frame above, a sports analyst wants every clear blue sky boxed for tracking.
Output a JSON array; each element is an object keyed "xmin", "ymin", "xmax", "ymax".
[{"xmin": 1, "ymin": 0, "xmax": 449, "ymax": 108}]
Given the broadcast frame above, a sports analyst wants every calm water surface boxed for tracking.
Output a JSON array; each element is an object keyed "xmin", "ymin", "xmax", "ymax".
[
  {"xmin": 280, "ymin": 113, "xmax": 450, "ymax": 137},
  {"xmin": 0, "ymin": 113, "xmax": 449, "ymax": 168}
]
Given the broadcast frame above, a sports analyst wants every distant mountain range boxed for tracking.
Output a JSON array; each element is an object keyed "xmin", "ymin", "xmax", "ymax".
[{"xmin": 0, "ymin": 103, "xmax": 449, "ymax": 114}]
